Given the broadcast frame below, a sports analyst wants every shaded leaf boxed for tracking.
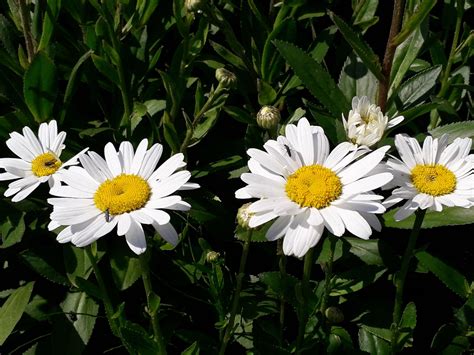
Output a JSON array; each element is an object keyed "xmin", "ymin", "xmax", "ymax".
[
  {"xmin": 358, "ymin": 326, "xmax": 391, "ymax": 355},
  {"xmin": 21, "ymin": 249, "xmax": 69, "ymax": 285},
  {"xmin": 330, "ymin": 265, "xmax": 386, "ymax": 296},
  {"xmin": 392, "ymin": 0, "xmax": 436, "ymax": 46},
  {"xmin": 415, "ymin": 250, "xmax": 469, "ymax": 298},
  {"xmin": 344, "ymin": 237, "xmax": 384, "ymax": 266},
  {"xmin": 23, "ymin": 52, "xmax": 58, "ymax": 122},
  {"xmin": 274, "ymin": 40, "xmax": 348, "ymax": 116},
  {"xmin": 0, "ymin": 282, "xmax": 34, "ymax": 345},
  {"xmin": 429, "ymin": 121, "xmax": 474, "ymax": 143},
  {"xmin": 338, "ymin": 53, "xmax": 378, "ymax": 103}
]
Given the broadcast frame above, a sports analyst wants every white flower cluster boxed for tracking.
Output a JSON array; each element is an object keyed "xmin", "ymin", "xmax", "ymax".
[{"xmin": 0, "ymin": 121, "xmax": 198, "ymax": 254}]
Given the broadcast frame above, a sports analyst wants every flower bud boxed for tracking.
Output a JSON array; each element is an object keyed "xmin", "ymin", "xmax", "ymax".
[
  {"xmin": 236, "ymin": 202, "xmax": 254, "ymax": 229},
  {"xmin": 325, "ymin": 306, "xmax": 344, "ymax": 324},
  {"xmin": 215, "ymin": 68, "xmax": 237, "ymax": 88},
  {"xmin": 206, "ymin": 251, "xmax": 221, "ymax": 263},
  {"xmin": 185, "ymin": 0, "xmax": 206, "ymax": 12},
  {"xmin": 256, "ymin": 106, "xmax": 280, "ymax": 130}
]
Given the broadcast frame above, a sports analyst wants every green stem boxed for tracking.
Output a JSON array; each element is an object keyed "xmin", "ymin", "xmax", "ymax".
[
  {"xmin": 390, "ymin": 209, "xmax": 426, "ymax": 353},
  {"xmin": 277, "ymin": 239, "xmax": 287, "ymax": 343},
  {"xmin": 296, "ymin": 247, "xmax": 315, "ymax": 354},
  {"xmin": 85, "ymin": 246, "xmax": 119, "ymax": 337},
  {"xmin": 18, "ymin": 0, "xmax": 35, "ymax": 62},
  {"xmin": 377, "ymin": 0, "xmax": 405, "ymax": 112},
  {"xmin": 320, "ymin": 235, "xmax": 336, "ymax": 318},
  {"xmin": 218, "ymin": 230, "xmax": 252, "ymax": 355},
  {"xmin": 429, "ymin": 0, "xmax": 464, "ymax": 129},
  {"xmin": 179, "ymin": 83, "xmax": 225, "ymax": 154},
  {"xmin": 139, "ymin": 252, "xmax": 167, "ymax": 355}
]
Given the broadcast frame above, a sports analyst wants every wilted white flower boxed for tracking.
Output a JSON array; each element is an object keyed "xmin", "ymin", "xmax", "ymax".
[
  {"xmin": 383, "ymin": 134, "xmax": 473, "ymax": 221},
  {"xmin": 342, "ymin": 96, "xmax": 404, "ymax": 147},
  {"xmin": 0, "ymin": 120, "xmax": 86, "ymax": 202},
  {"xmin": 236, "ymin": 117, "xmax": 393, "ymax": 258},
  {"xmin": 48, "ymin": 139, "xmax": 199, "ymax": 254}
]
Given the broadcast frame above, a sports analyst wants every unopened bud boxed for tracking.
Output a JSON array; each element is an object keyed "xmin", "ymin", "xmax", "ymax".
[
  {"xmin": 256, "ymin": 106, "xmax": 280, "ymax": 130},
  {"xmin": 206, "ymin": 251, "xmax": 220, "ymax": 263},
  {"xmin": 325, "ymin": 306, "xmax": 344, "ymax": 324},
  {"xmin": 215, "ymin": 68, "xmax": 237, "ymax": 88},
  {"xmin": 237, "ymin": 203, "xmax": 254, "ymax": 229},
  {"xmin": 185, "ymin": 0, "xmax": 206, "ymax": 12}
]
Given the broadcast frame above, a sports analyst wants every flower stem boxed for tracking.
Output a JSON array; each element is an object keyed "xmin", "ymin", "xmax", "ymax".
[
  {"xmin": 390, "ymin": 209, "xmax": 426, "ymax": 353},
  {"xmin": 139, "ymin": 252, "xmax": 167, "ymax": 355},
  {"xmin": 18, "ymin": 0, "xmax": 35, "ymax": 62},
  {"xmin": 320, "ymin": 234, "xmax": 336, "ymax": 318},
  {"xmin": 429, "ymin": 0, "xmax": 465, "ymax": 129},
  {"xmin": 277, "ymin": 239, "xmax": 287, "ymax": 343},
  {"xmin": 85, "ymin": 246, "xmax": 120, "ymax": 337},
  {"xmin": 296, "ymin": 246, "xmax": 315, "ymax": 354},
  {"xmin": 218, "ymin": 230, "xmax": 252, "ymax": 355},
  {"xmin": 378, "ymin": 0, "xmax": 405, "ymax": 112}
]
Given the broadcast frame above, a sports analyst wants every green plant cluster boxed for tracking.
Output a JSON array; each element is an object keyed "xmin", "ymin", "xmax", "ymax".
[{"xmin": 0, "ymin": 0, "xmax": 473, "ymax": 354}]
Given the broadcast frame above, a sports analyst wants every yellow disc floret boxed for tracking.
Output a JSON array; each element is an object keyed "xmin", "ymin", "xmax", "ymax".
[
  {"xmin": 411, "ymin": 164, "xmax": 456, "ymax": 196},
  {"xmin": 31, "ymin": 152, "xmax": 62, "ymax": 177},
  {"xmin": 94, "ymin": 174, "xmax": 151, "ymax": 215},
  {"xmin": 285, "ymin": 165, "xmax": 342, "ymax": 209}
]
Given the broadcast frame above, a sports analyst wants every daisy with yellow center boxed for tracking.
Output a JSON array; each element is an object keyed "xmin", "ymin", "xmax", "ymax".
[
  {"xmin": 342, "ymin": 96, "xmax": 404, "ymax": 147},
  {"xmin": 0, "ymin": 120, "xmax": 87, "ymax": 202},
  {"xmin": 236, "ymin": 118, "xmax": 393, "ymax": 257},
  {"xmin": 48, "ymin": 139, "xmax": 199, "ymax": 254},
  {"xmin": 383, "ymin": 134, "xmax": 474, "ymax": 221}
]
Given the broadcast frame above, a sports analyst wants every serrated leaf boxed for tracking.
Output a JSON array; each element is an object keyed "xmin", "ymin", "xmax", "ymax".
[
  {"xmin": 0, "ymin": 282, "xmax": 34, "ymax": 345},
  {"xmin": 358, "ymin": 326, "xmax": 391, "ymax": 355},
  {"xmin": 61, "ymin": 291, "xmax": 99, "ymax": 345},
  {"xmin": 383, "ymin": 206, "xmax": 474, "ymax": 229},
  {"xmin": 110, "ymin": 249, "xmax": 142, "ymax": 291},
  {"xmin": 397, "ymin": 302, "xmax": 417, "ymax": 349},
  {"xmin": 274, "ymin": 40, "xmax": 348, "ymax": 116},
  {"xmin": 328, "ymin": 11, "xmax": 383, "ymax": 81},
  {"xmin": 23, "ymin": 52, "xmax": 58, "ymax": 122},
  {"xmin": 431, "ymin": 324, "xmax": 470, "ymax": 354},
  {"xmin": 259, "ymin": 271, "xmax": 299, "ymax": 307},
  {"xmin": 392, "ymin": 0, "xmax": 436, "ymax": 46},
  {"xmin": 429, "ymin": 121, "xmax": 474, "ymax": 143},
  {"xmin": 235, "ymin": 223, "xmax": 271, "ymax": 243},
  {"xmin": 415, "ymin": 250, "xmax": 469, "ymax": 298},
  {"xmin": 338, "ymin": 52, "xmax": 378, "ymax": 103},
  {"xmin": 344, "ymin": 237, "xmax": 384, "ymax": 266},
  {"xmin": 330, "ymin": 265, "xmax": 386, "ymax": 296},
  {"xmin": 0, "ymin": 212, "xmax": 26, "ymax": 249},
  {"xmin": 21, "ymin": 249, "xmax": 69, "ymax": 285},
  {"xmin": 120, "ymin": 322, "xmax": 159, "ymax": 355},
  {"xmin": 64, "ymin": 245, "xmax": 92, "ymax": 287}
]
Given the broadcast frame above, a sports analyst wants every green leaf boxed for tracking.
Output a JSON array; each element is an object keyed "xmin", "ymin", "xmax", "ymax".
[
  {"xmin": 38, "ymin": 0, "xmax": 62, "ymax": 51},
  {"xmin": 63, "ymin": 245, "xmax": 92, "ymax": 287},
  {"xmin": 328, "ymin": 11, "xmax": 383, "ymax": 81},
  {"xmin": 274, "ymin": 40, "xmax": 348, "ymax": 116},
  {"xmin": 344, "ymin": 237, "xmax": 384, "ymax": 266},
  {"xmin": 110, "ymin": 251, "xmax": 141, "ymax": 291},
  {"xmin": 383, "ymin": 206, "xmax": 474, "ymax": 229},
  {"xmin": 235, "ymin": 222, "xmax": 271, "ymax": 243},
  {"xmin": 415, "ymin": 250, "xmax": 469, "ymax": 298},
  {"xmin": 91, "ymin": 54, "xmax": 119, "ymax": 86},
  {"xmin": 21, "ymin": 249, "xmax": 69, "ymax": 285},
  {"xmin": 23, "ymin": 52, "xmax": 58, "ymax": 122},
  {"xmin": 181, "ymin": 341, "xmax": 200, "ymax": 355},
  {"xmin": 338, "ymin": 52, "xmax": 378, "ymax": 103},
  {"xmin": 0, "ymin": 282, "xmax": 34, "ymax": 345},
  {"xmin": 120, "ymin": 321, "xmax": 160, "ymax": 355},
  {"xmin": 162, "ymin": 112, "xmax": 180, "ymax": 153},
  {"xmin": 330, "ymin": 265, "xmax": 386, "ymax": 296},
  {"xmin": 192, "ymin": 155, "xmax": 243, "ymax": 179},
  {"xmin": 75, "ymin": 277, "xmax": 103, "ymax": 301},
  {"xmin": 390, "ymin": 23, "xmax": 426, "ymax": 94},
  {"xmin": 397, "ymin": 302, "xmax": 417, "ymax": 349},
  {"xmin": 258, "ymin": 80, "xmax": 277, "ymax": 105},
  {"xmin": 0, "ymin": 212, "xmax": 26, "ymax": 249},
  {"xmin": 259, "ymin": 271, "xmax": 298, "ymax": 307},
  {"xmin": 392, "ymin": 0, "xmax": 436, "ymax": 46},
  {"xmin": 210, "ymin": 41, "xmax": 246, "ymax": 70},
  {"xmin": 429, "ymin": 121, "xmax": 474, "ymax": 143},
  {"xmin": 389, "ymin": 65, "xmax": 442, "ymax": 114},
  {"xmin": 223, "ymin": 106, "xmax": 254, "ymax": 125},
  {"xmin": 60, "ymin": 291, "xmax": 99, "ymax": 345},
  {"xmin": 353, "ymin": 0, "xmax": 379, "ymax": 32},
  {"xmin": 358, "ymin": 326, "xmax": 391, "ymax": 355},
  {"xmin": 431, "ymin": 324, "xmax": 470, "ymax": 354}
]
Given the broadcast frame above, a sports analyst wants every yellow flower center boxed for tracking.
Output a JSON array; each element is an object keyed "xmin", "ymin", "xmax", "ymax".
[
  {"xmin": 94, "ymin": 174, "xmax": 151, "ymax": 215},
  {"xmin": 411, "ymin": 164, "xmax": 456, "ymax": 196},
  {"xmin": 285, "ymin": 165, "xmax": 342, "ymax": 209},
  {"xmin": 31, "ymin": 152, "xmax": 62, "ymax": 177}
]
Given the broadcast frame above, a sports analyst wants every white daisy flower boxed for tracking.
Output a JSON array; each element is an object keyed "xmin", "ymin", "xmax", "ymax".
[
  {"xmin": 235, "ymin": 117, "xmax": 393, "ymax": 258},
  {"xmin": 48, "ymin": 139, "xmax": 199, "ymax": 255},
  {"xmin": 0, "ymin": 120, "xmax": 87, "ymax": 202},
  {"xmin": 383, "ymin": 134, "xmax": 474, "ymax": 221},
  {"xmin": 342, "ymin": 96, "xmax": 404, "ymax": 147}
]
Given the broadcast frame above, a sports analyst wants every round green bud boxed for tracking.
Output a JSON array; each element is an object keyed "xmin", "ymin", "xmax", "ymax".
[
  {"xmin": 206, "ymin": 251, "xmax": 221, "ymax": 263},
  {"xmin": 237, "ymin": 203, "xmax": 254, "ymax": 229},
  {"xmin": 325, "ymin": 306, "xmax": 344, "ymax": 324},
  {"xmin": 185, "ymin": 0, "xmax": 206, "ymax": 12},
  {"xmin": 215, "ymin": 68, "xmax": 237, "ymax": 88},
  {"xmin": 256, "ymin": 105, "xmax": 280, "ymax": 130}
]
